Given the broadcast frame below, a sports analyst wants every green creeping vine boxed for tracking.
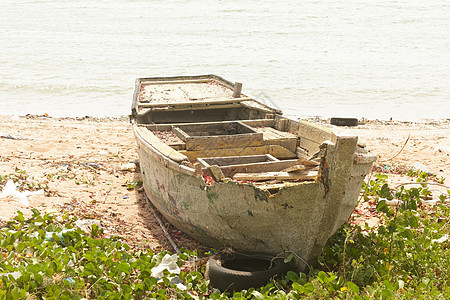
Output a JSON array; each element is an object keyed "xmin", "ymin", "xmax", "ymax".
[{"xmin": 1, "ymin": 173, "xmax": 449, "ymax": 299}]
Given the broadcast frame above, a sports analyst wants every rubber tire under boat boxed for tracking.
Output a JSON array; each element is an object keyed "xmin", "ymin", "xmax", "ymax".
[
  {"xmin": 330, "ymin": 117, "xmax": 359, "ymax": 127},
  {"xmin": 205, "ymin": 252, "xmax": 289, "ymax": 292}
]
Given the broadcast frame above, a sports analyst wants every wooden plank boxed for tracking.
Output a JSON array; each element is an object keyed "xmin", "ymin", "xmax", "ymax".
[
  {"xmin": 198, "ymin": 155, "xmax": 274, "ymax": 167},
  {"xmin": 297, "ymin": 120, "xmax": 335, "ymax": 153},
  {"xmin": 146, "ymin": 103, "xmax": 242, "ymax": 112},
  {"xmin": 185, "ymin": 133, "xmax": 264, "ymax": 151},
  {"xmin": 140, "ymin": 79, "xmax": 212, "ymax": 85},
  {"xmin": 265, "ymin": 154, "xmax": 278, "ymax": 161},
  {"xmin": 214, "ymin": 159, "xmax": 300, "ymax": 178},
  {"xmin": 296, "ymin": 147, "xmax": 309, "ymax": 158},
  {"xmin": 172, "ymin": 127, "xmax": 189, "ymax": 141},
  {"xmin": 282, "ymin": 165, "xmax": 306, "ymax": 173},
  {"xmin": 138, "ymin": 97, "xmax": 254, "ymax": 108},
  {"xmin": 135, "ymin": 126, "xmax": 188, "ymax": 163},
  {"xmin": 179, "ymin": 144, "xmax": 297, "ymax": 161},
  {"xmin": 196, "ymin": 158, "xmax": 210, "ymax": 168},
  {"xmin": 298, "ymin": 138, "xmax": 322, "ymax": 155},
  {"xmin": 265, "ymin": 139, "xmax": 297, "ymax": 153},
  {"xmin": 241, "ymin": 119, "xmax": 276, "ymax": 127},
  {"xmin": 252, "ymin": 126, "xmax": 298, "ymax": 153},
  {"xmin": 145, "ymin": 119, "xmax": 274, "ymax": 129},
  {"xmin": 233, "ymin": 170, "xmax": 318, "ymax": 181},
  {"xmin": 298, "ymin": 157, "xmax": 321, "ymax": 166},
  {"xmin": 268, "ymin": 145, "xmax": 297, "ymax": 159}
]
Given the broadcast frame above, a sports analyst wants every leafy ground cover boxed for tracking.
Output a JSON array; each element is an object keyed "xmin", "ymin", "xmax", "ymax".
[{"xmin": 1, "ymin": 171, "xmax": 449, "ymax": 299}]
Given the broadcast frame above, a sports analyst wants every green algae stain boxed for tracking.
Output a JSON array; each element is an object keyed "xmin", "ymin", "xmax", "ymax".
[{"xmin": 206, "ymin": 189, "xmax": 218, "ymax": 204}]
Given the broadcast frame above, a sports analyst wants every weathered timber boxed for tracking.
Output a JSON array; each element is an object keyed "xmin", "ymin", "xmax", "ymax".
[
  {"xmin": 144, "ymin": 119, "xmax": 275, "ymax": 132},
  {"xmin": 232, "ymin": 82, "xmax": 243, "ymax": 98},
  {"xmin": 240, "ymin": 119, "xmax": 276, "ymax": 127},
  {"xmin": 253, "ymin": 126, "xmax": 298, "ymax": 153},
  {"xmin": 140, "ymin": 78, "xmax": 212, "ymax": 85},
  {"xmin": 138, "ymin": 97, "xmax": 254, "ymax": 109},
  {"xmin": 135, "ymin": 126, "xmax": 188, "ymax": 163},
  {"xmin": 233, "ymin": 170, "xmax": 318, "ymax": 182},
  {"xmin": 282, "ymin": 165, "xmax": 306, "ymax": 173},
  {"xmin": 206, "ymin": 159, "xmax": 300, "ymax": 178},
  {"xmin": 170, "ymin": 121, "xmax": 264, "ymax": 150},
  {"xmin": 296, "ymin": 120, "xmax": 336, "ymax": 154},
  {"xmin": 179, "ymin": 145, "xmax": 297, "ymax": 161},
  {"xmin": 197, "ymin": 154, "xmax": 278, "ymax": 168},
  {"xmin": 297, "ymin": 157, "xmax": 321, "ymax": 166},
  {"xmin": 185, "ymin": 133, "xmax": 264, "ymax": 151}
]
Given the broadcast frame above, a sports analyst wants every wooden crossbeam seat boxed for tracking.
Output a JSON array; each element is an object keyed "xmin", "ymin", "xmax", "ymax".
[{"xmin": 139, "ymin": 119, "xmax": 322, "ymax": 182}]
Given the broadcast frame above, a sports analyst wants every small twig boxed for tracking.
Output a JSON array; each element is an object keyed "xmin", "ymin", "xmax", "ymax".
[
  {"xmin": 381, "ymin": 134, "xmax": 410, "ymax": 162},
  {"xmin": 103, "ymin": 188, "xmax": 112, "ymax": 204},
  {"xmin": 0, "ymin": 133, "xmax": 35, "ymax": 140},
  {"xmin": 143, "ymin": 194, "xmax": 180, "ymax": 254}
]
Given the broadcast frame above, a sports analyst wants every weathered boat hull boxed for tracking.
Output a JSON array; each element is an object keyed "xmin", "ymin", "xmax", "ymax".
[
  {"xmin": 133, "ymin": 120, "xmax": 375, "ymax": 270},
  {"xmin": 131, "ymin": 75, "xmax": 376, "ymax": 270}
]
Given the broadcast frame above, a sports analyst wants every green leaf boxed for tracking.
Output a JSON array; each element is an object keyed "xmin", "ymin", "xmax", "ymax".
[
  {"xmin": 381, "ymin": 288, "xmax": 395, "ymax": 299},
  {"xmin": 380, "ymin": 184, "xmax": 391, "ymax": 199},
  {"xmin": 347, "ymin": 281, "xmax": 360, "ymax": 294},
  {"xmin": 285, "ymin": 271, "xmax": 299, "ymax": 283},
  {"xmin": 376, "ymin": 200, "xmax": 389, "ymax": 214},
  {"xmin": 317, "ymin": 271, "xmax": 326, "ymax": 283},
  {"xmin": 251, "ymin": 291, "xmax": 264, "ymax": 300},
  {"xmin": 34, "ymin": 273, "xmax": 43, "ymax": 285},
  {"xmin": 16, "ymin": 211, "xmax": 24, "ymax": 223},
  {"xmin": 291, "ymin": 282, "xmax": 305, "ymax": 294},
  {"xmin": 284, "ymin": 253, "xmax": 294, "ymax": 263},
  {"xmin": 304, "ymin": 282, "xmax": 315, "ymax": 292},
  {"xmin": 383, "ymin": 280, "xmax": 395, "ymax": 291},
  {"xmin": 117, "ymin": 262, "xmax": 131, "ymax": 275}
]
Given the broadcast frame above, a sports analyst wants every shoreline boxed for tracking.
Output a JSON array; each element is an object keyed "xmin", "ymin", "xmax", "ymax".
[
  {"xmin": 1, "ymin": 114, "xmax": 449, "ymax": 251},
  {"xmin": 1, "ymin": 113, "xmax": 449, "ymax": 125}
]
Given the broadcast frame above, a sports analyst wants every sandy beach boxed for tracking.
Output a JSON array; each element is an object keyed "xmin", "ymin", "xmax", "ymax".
[{"xmin": 1, "ymin": 115, "xmax": 449, "ymax": 252}]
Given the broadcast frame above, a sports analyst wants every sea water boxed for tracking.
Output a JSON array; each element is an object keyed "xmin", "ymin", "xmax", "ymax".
[{"xmin": 0, "ymin": 0, "xmax": 449, "ymax": 120}]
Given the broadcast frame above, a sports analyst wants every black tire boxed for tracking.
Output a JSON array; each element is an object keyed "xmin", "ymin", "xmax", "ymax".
[
  {"xmin": 205, "ymin": 252, "xmax": 289, "ymax": 292},
  {"xmin": 330, "ymin": 117, "xmax": 359, "ymax": 127}
]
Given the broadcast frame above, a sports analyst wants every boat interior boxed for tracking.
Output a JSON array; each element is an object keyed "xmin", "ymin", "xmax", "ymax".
[{"xmin": 133, "ymin": 76, "xmax": 337, "ymax": 185}]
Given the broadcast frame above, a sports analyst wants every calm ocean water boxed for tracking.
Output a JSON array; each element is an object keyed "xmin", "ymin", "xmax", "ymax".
[{"xmin": 0, "ymin": 0, "xmax": 449, "ymax": 120}]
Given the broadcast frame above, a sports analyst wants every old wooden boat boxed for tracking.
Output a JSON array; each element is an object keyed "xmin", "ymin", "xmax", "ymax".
[{"xmin": 131, "ymin": 75, "xmax": 376, "ymax": 270}]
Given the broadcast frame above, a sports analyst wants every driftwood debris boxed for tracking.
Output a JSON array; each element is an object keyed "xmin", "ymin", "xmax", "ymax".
[{"xmin": 282, "ymin": 164, "xmax": 306, "ymax": 173}]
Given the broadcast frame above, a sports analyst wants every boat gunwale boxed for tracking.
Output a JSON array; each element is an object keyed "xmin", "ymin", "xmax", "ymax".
[{"xmin": 133, "ymin": 123, "xmax": 197, "ymax": 177}]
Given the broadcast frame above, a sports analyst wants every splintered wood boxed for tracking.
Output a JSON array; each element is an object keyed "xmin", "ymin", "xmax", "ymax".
[{"xmin": 282, "ymin": 164, "xmax": 306, "ymax": 173}]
